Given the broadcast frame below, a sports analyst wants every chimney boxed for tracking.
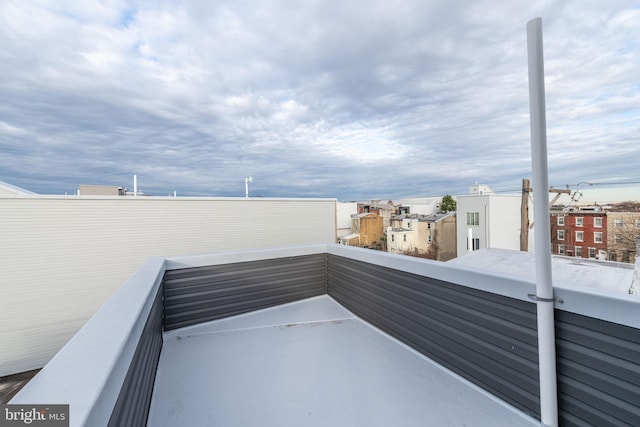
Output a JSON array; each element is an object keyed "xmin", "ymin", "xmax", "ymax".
[{"xmin": 630, "ymin": 238, "xmax": 640, "ymax": 295}]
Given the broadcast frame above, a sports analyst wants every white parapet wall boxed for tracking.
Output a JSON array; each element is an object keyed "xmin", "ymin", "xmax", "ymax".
[{"xmin": 0, "ymin": 195, "xmax": 336, "ymax": 376}]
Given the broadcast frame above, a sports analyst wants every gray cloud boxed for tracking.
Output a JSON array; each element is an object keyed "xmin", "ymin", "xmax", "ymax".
[{"xmin": 1, "ymin": 0, "xmax": 639, "ymax": 200}]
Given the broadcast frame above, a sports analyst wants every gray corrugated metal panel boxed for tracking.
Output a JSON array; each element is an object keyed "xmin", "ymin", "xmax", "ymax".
[
  {"xmin": 163, "ymin": 254, "xmax": 327, "ymax": 330},
  {"xmin": 556, "ymin": 309, "xmax": 640, "ymax": 426},
  {"xmin": 328, "ymin": 254, "xmax": 538, "ymax": 337},
  {"xmin": 327, "ymin": 260, "xmax": 539, "ymax": 368},
  {"xmin": 327, "ymin": 254, "xmax": 541, "ymax": 418},
  {"xmin": 164, "ymin": 255, "xmax": 326, "ymax": 291},
  {"xmin": 164, "ymin": 256, "xmax": 327, "ymax": 311},
  {"xmin": 165, "ymin": 286, "xmax": 325, "ymax": 330},
  {"xmin": 326, "ymin": 244, "xmax": 537, "ymax": 304},
  {"xmin": 108, "ymin": 284, "xmax": 164, "ymax": 427}
]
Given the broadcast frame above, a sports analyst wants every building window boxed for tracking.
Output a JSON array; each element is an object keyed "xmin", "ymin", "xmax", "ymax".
[
  {"xmin": 466, "ymin": 212, "xmax": 480, "ymax": 226},
  {"xmin": 594, "ymin": 232, "xmax": 602, "ymax": 243},
  {"xmin": 427, "ymin": 223, "xmax": 431, "ymax": 229},
  {"xmin": 391, "ymin": 235, "xmax": 395, "ymax": 242},
  {"xmin": 403, "ymin": 235, "xmax": 406, "ymax": 242},
  {"xmin": 575, "ymin": 246, "xmax": 583, "ymax": 257},
  {"xmin": 575, "ymin": 231, "xmax": 584, "ymax": 242},
  {"xmin": 557, "ymin": 230, "xmax": 565, "ymax": 240},
  {"xmin": 588, "ymin": 248, "xmax": 596, "ymax": 259},
  {"xmin": 636, "ymin": 219, "xmax": 640, "ymax": 229},
  {"xmin": 609, "ymin": 252, "xmax": 617, "ymax": 262},
  {"xmin": 575, "ymin": 217, "xmax": 583, "ymax": 227},
  {"xmin": 615, "ymin": 219, "xmax": 623, "ymax": 228},
  {"xmin": 594, "ymin": 217, "xmax": 602, "ymax": 228},
  {"xmin": 615, "ymin": 234, "xmax": 622, "ymax": 243},
  {"xmin": 558, "ymin": 244, "xmax": 565, "ymax": 255},
  {"xmin": 557, "ymin": 216, "xmax": 565, "ymax": 226}
]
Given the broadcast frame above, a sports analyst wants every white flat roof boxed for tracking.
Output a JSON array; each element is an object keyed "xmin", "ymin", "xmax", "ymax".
[
  {"xmin": 338, "ymin": 233, "xmax": 360, "ymax": 240},
  {"xmin": 449, "ymin": 248, "xmax": 634, "ymax": 295},
  {"xmin": 148, "ymin": 296, "xmax": 537, "ymax": 426}
]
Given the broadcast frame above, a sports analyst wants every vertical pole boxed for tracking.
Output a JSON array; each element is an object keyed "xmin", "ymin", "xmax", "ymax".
[
  {"xmin": 527, "ymin": 17, "xmax": 558, "ymax": 427},
  {"xmin": 133, "ymin": 175, "xmax": 137, "ymax": 197},
  {"xmin": 467, "ymin": 227, "xmax": 473, "ymax": 252},
  {"xmin": 521, "ymin": 178, "xmax": 531, "ymax": 251}
]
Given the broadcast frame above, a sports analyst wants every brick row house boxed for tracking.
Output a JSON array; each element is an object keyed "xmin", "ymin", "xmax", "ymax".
[
  {"xmin": 550, "ymin": 210, "xmax": 607, "ymax": 260},
  {"xmin": 550, "ymin": 206, "xmax": 640, "ymax": 262}
]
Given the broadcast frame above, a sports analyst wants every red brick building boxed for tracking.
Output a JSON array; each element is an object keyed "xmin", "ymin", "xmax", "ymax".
[{"xmin": 550, "ymin": 210, "xmax": 608, "ymax": 260}]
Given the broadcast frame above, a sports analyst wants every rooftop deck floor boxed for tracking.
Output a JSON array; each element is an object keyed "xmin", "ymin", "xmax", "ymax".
[{"xmin": 148, "ymin": 295, "xmax": 538, "ymax": 426}]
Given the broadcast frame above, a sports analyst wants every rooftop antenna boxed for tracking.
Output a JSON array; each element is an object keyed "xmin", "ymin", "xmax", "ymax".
[
  {"xmin": 245, "ymin": 176, "xmax": 253, "ymax": 198},
  {"xmin": 527, "ymin": 17, "xmax": 558, "ymax": 427}
]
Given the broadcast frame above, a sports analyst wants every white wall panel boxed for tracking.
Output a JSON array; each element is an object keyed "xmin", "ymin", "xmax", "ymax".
[{"xmin": 0, "ymin": 196, "xmax": 336, "ymax": 375}]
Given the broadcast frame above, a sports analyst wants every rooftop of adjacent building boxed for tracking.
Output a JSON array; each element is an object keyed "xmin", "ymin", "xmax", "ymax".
[
  {"xmin": 390, "ymin": 212, "xmax": 454, "ymax": 221},
  {"xmin": 449, "ymin": 248, "xmax": 635, "ymax": 295},
  {"xmin": 0, "ymin": 181, "xmax": 36, "ymax": 195}
]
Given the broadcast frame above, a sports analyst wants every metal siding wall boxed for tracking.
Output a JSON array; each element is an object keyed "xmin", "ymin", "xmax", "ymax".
[
  {"xmin": 0, "ymin": 196, "xmax": 335, "ymax": 375},
  {"xmin": 326, "ymin": 254, "xmax": 541, "ymax": 418},
  {"xmin": 107, "ymin": 284, "xmax": 163, "ymax": 427},
  {"xmin": 163, "ymin": 254, "xmax": 327, "ymax": 330},
  {"xmin": 556, "ymin": 310, "xmax": 640, "ymax": 427}
]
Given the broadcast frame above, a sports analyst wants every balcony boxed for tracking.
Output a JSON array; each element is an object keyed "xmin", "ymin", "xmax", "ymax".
[{"xmin": 11, "ymin": 244, "xmax": 640, "ymax": 426}]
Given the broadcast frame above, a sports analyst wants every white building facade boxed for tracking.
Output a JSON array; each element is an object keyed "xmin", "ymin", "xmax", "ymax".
[
  {"xmin": 336, "ymin": 202, "xmax": 358, "ymax": 239},
  {"xmin": 387, "ymin": 216, "xmax": 422, "ymax": 254},
  {"xmin": 456, "ymin": 186, "xmax": 534, "ymax": 256}
]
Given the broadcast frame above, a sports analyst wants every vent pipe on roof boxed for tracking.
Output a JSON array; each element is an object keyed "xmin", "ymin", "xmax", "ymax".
[
  {"xmin": 245, "ymin": 176, "xmax": 253, "ymax": 198},
  {"xmin": 527, "ymin": 17, "xmax": 558, "ymax": 427},
  {"xmin": 134, "ymin": 175, "xmax": 138, "ymax": 197}
]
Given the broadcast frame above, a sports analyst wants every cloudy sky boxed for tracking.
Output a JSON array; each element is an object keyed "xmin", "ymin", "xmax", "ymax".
[{"xmin": 1, "ymin": 1, "xmax": 639, "ymax": 201}]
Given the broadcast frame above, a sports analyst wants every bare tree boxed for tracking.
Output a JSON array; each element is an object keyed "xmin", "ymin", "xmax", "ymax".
[
  {"xmin": 608, "ymin": 213, "xmax": 640, "ymax": 262},
  {"xmin": 399, "ymin": 248, "xmax": 436, "ymax": 260},
  {"xmin": 608, "ymin": 201, "xmax": 640, "ymax": 212}
]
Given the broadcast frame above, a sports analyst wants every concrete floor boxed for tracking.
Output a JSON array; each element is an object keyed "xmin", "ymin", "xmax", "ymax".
[{"xmin": 148, "ymin": 296, "xmax": 538, "ymax": 427}]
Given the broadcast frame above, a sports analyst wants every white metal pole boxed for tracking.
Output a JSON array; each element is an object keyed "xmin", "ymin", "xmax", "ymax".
[
  {"xmin": 527, "ymin": 17, "xmax": 558, "ymax": 427},
  {"xmin": 245, "ymin": 176, "xmax": 253, "ymax": 198},
  {"xmin": 134, "ymin": 175, "xmax": 138, "ymax": 197},
  {"xmin": 467, "ymin": 228, "xmax": 473, "ymax": 252}
]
